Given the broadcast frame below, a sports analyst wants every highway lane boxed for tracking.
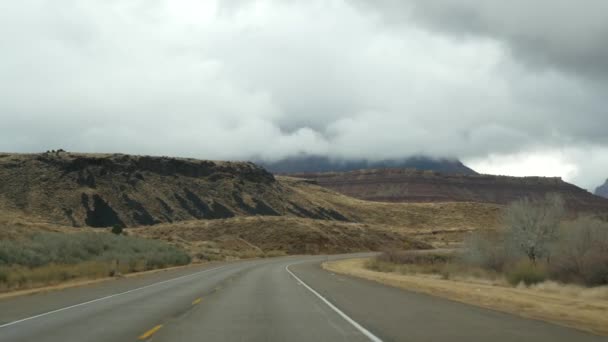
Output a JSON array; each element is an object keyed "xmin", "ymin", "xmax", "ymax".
[{"xmin": 0, "ymin": 255, "xmax": 605, "ymax": 342}]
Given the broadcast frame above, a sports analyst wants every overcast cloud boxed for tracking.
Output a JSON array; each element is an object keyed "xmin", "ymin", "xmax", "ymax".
[{"xmin": 1, "ymin": 0, "xmax": 607, "ymax": 190}]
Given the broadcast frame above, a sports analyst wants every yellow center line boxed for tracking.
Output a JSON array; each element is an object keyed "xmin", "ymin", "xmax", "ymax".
[
  {"xmin": 192, "ymin": 297, "xmax": 203, "ymax": 305},
  {"xmin": 138, "ymin": 324, "xmax": 163, "ymax": 340}
]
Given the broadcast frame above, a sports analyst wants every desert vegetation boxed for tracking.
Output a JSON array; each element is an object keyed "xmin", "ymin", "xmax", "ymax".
[
  {"xmin": 367, "ymin": 194, "xmax": 608, "ymax": 287},
  {"xmin": 0, "ymin": 231, "xmax": 190, "ymax": 292},
  {"xmin": 329, "ymin": 195, "xmax": 608, "ymax": 335},
  {"xmin": 129, "ymin": 216, "xmax": 431, "ymax": 261}
]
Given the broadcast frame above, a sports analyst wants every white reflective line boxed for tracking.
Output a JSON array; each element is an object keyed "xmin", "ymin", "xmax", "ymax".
[
  {"xmin": 285, "ymin": 264, "xmax": 383, "ymax": 342},
  {"xmin": 0, "ymin": 265, "xmax": 226, "ymax": 329}
]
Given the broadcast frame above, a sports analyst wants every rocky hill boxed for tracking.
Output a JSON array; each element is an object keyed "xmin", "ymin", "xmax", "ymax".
[
  {"xmin": 0, "ymin": 152, "xmax": 350, "ymax": 228},
  {"xmin": 258, "ymin": 155, "xmax": 477, "ymax": 175},
  {"xmin": 0, "ymin": 153, "xmax": 504, "ymax": 255},
  {"xmin": 292, "ymin": 169, "xmax": 608, "ymax": 212}
]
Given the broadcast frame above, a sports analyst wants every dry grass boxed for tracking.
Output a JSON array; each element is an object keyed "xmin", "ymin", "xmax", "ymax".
[
  {"xmin": 0, "ymin": 226, "xmax": 191, "ymax": 292},
  {"xmin": 0, "ymin": 167, "xmax": 506, "ymax": 293},
  {"xmin": 0, "ymin": 211, "xmax": 84, "ymax": 240},
  {"xmin": 128, "ymin": 216, "xmax": 431, "ymax": 260},
  {"xmin": 0, "ymin": 153, "xmax": 501, "ymax": 255},
  {"xmin": 0, "ymin": 261, "xmax": 206, "ymax": 300},
  {"xmin": 0, "ymin": 261, "xmax": 123, "ymax": 292},
  {"xmin": 324, "ymin": 258, "xmax": 608, "ymax": 336},
  {"xmin": 279, "ymin": 176, "xmax": 503, "ymax": 247}
]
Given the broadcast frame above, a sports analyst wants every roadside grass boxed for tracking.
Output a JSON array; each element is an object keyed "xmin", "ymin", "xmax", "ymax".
[
  {"xmin": 0, "ymin": 231, "xmax": 190, "ymax": 292},
  {"xmin": 365, "ymin": 250, "xmax": 502, "ymax": 283},
  {"xmin": 354, "ymin": 210, "xmax": 608, "ymax": 334},
  {"xmin": 325, "ymin": 258, "xmax": 608, "ymax": 336}
]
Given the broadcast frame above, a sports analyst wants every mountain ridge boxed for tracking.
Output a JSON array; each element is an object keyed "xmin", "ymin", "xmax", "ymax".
[
  {"xmin": 293, "ymin": 168, "xmax": 608, "ymax": 212},
  {"xmin": 594, "ymin": 179, "xmax": 608, "ymax": 198},
  {"xmin": 257, "ymin": 155, "xmax": 477, "ymax": 175}
]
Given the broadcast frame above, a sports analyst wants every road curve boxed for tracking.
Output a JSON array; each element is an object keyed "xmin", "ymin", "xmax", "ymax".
[{"xmin": 0, "ymin": 255, "xmax": 605, "ymax": 342}]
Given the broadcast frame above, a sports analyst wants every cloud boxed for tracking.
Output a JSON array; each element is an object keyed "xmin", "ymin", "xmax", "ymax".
[
  {"xmin": 1, "ymin": 0, "xmax": 608, "ymax": 188},
  {"xmin": 355, "ymin": 0, "xmax": 608, "ymax": 80},
  {"xmin": 466, "ymin": 146, "xmax": 608, "ymax": 191}
]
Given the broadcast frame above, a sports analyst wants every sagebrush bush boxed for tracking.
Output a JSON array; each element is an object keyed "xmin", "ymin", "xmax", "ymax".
[
  {"xmin": 0, "ymin": 232, "xmax": 191, "ymax": 290},
  {"xmin": 0, "ymin": 232, "xmax": 190, "ymax": 268},
  {"xmin": 462, "ymin": 232, "xmax": 511, "ymax": 272},
  {"xmin": 365, "ymin": 196, "xmax": 608, "ymax": 288},
  {"xmin": 378, "ymin": 249, "xmax": 454, "ymax": 265},
  {"xmin": 462, "ymin": 196, "xmax": 608, "ymax": 287},
  {"xmin": 365, "ymin": 258, "xmax": 397, "ymax": 273},
  {"xmin": 368, "ymin": 250, "xmax": 459, "ymax": 276},
  {"xmin": 506, "ymin": 260, "xmax": 547, "ymax": 286}
]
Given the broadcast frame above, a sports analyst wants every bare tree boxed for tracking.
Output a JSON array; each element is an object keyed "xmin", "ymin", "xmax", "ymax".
[
  {"xmin": 504, "ymin": 194, "xmax": 565, "ymax": 264},
  {"xmin": 550, "ymin": 217, "xmax": 608, "ymax": 285}
]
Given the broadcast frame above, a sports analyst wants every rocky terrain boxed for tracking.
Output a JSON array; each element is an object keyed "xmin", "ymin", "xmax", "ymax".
[
  {"xmin": 0, "ymin": 152, "xmax": 503, "ymax": 257},
  {"xmin": 292, "ymin": 169, "xmax": 608, "ymax": 212},
  {"xmin": 258, "ymin": 154, "xmax": 477, "ymax": 175},
  {"xmin": 0, "ymin": 152, "xmax": 349, "ymax": 228}
]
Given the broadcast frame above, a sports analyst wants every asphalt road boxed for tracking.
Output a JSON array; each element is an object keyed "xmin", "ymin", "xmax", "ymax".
[{"xmin": 0, "ymin": 255, "xmax": 605, "ymax": 342}]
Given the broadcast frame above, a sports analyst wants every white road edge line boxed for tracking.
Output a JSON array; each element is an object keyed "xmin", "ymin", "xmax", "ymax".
[
  {"xmin": 0, "ymin": 265, "xmax": 226, "ymax": 329},
  {"xmin": 285, "ymin": 264, "xmax": 383, "ymax": 342}
]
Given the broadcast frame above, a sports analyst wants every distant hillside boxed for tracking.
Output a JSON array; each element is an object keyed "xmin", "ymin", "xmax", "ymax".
[
  {"xmin": 292, "ymin": 169, "xmax": 608, "ymax": 212},
  {"xmin": 257, "ymin": 155, "xmax": 477, "ymax": 175},
  {"xmin": 0, "ymin": 152, "xmax": 504, "ymax": 255},
  {"xmin": 594, "ymin": 179, "xmax": 608, "ymax": 199},
  {"xmin": 0, "ymin": 152, "xmax": 351, "ymax": 228},
  {"xmin": 129, "ymin": 177, "xmax": 503, "ymax": 253}
]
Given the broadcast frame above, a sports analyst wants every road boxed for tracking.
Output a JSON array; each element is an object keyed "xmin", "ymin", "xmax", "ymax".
[{"xmin": 0, "ymin": 255, "xmax": 605, "ymax": 342}]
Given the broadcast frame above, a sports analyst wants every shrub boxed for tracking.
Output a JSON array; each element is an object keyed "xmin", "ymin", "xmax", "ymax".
[
  {"xmin": 506, "ymin": 260, "xmax": 547, "ymax": 286},
  {"xmin": 549, "ymin": 217, "xmax": 608, "ymax": 286},
  {"xmin": 0, "ymin": 267, "xmax": 8, "ymax": 284},
  {"xmin": 0, "ymin": 231, "xmax": 191, "ymax": 291},
  {"xmin": 264, "ymin": 250, "xmax": 287, "ymax": 258},
  {"xmin": 377, "ymin": 249, "xmax": 454, "ymax": 265},
  {"xmin": 579, "ymin": 251, "xmax": 608, "ymax": 286},
  {"xmin": 462, "ymin": 232, "xmax": 511, "ymax": 272},
  {"xmin": 365, "ymin": 258, "xmax": 397, "ymax": 273},
  {"xmin": 111, "ymin": 224, "xmax": 123, "ymax": 235},
  {"xmin": 369, "ymin": 250, "xmax": 457, "ymax": 275}
]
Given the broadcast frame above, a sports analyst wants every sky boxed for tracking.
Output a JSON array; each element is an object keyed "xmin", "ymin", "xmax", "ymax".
[{"xmin": 1, "ymin": 0, "xmax": 607, "ymax": 190}]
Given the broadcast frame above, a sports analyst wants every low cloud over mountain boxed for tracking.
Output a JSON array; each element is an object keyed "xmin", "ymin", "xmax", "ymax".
[{"xmin": 2, "ymin": 1, "xmax": 608, "ymax": 189}]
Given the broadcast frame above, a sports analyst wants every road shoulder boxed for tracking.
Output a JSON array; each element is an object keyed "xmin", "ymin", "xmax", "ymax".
[{"xmin": 323, "ymin": 258, "xmax": 608, "ymax": 336}]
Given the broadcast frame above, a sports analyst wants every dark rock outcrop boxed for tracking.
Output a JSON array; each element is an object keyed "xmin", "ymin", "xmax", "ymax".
[
  {"xmin": 0, "ymin": 153, "xmax": 351, "ymax": 227},
  {"xmin": 40, "ymin": 153, "xmax": 275, "ymax": 183}
]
